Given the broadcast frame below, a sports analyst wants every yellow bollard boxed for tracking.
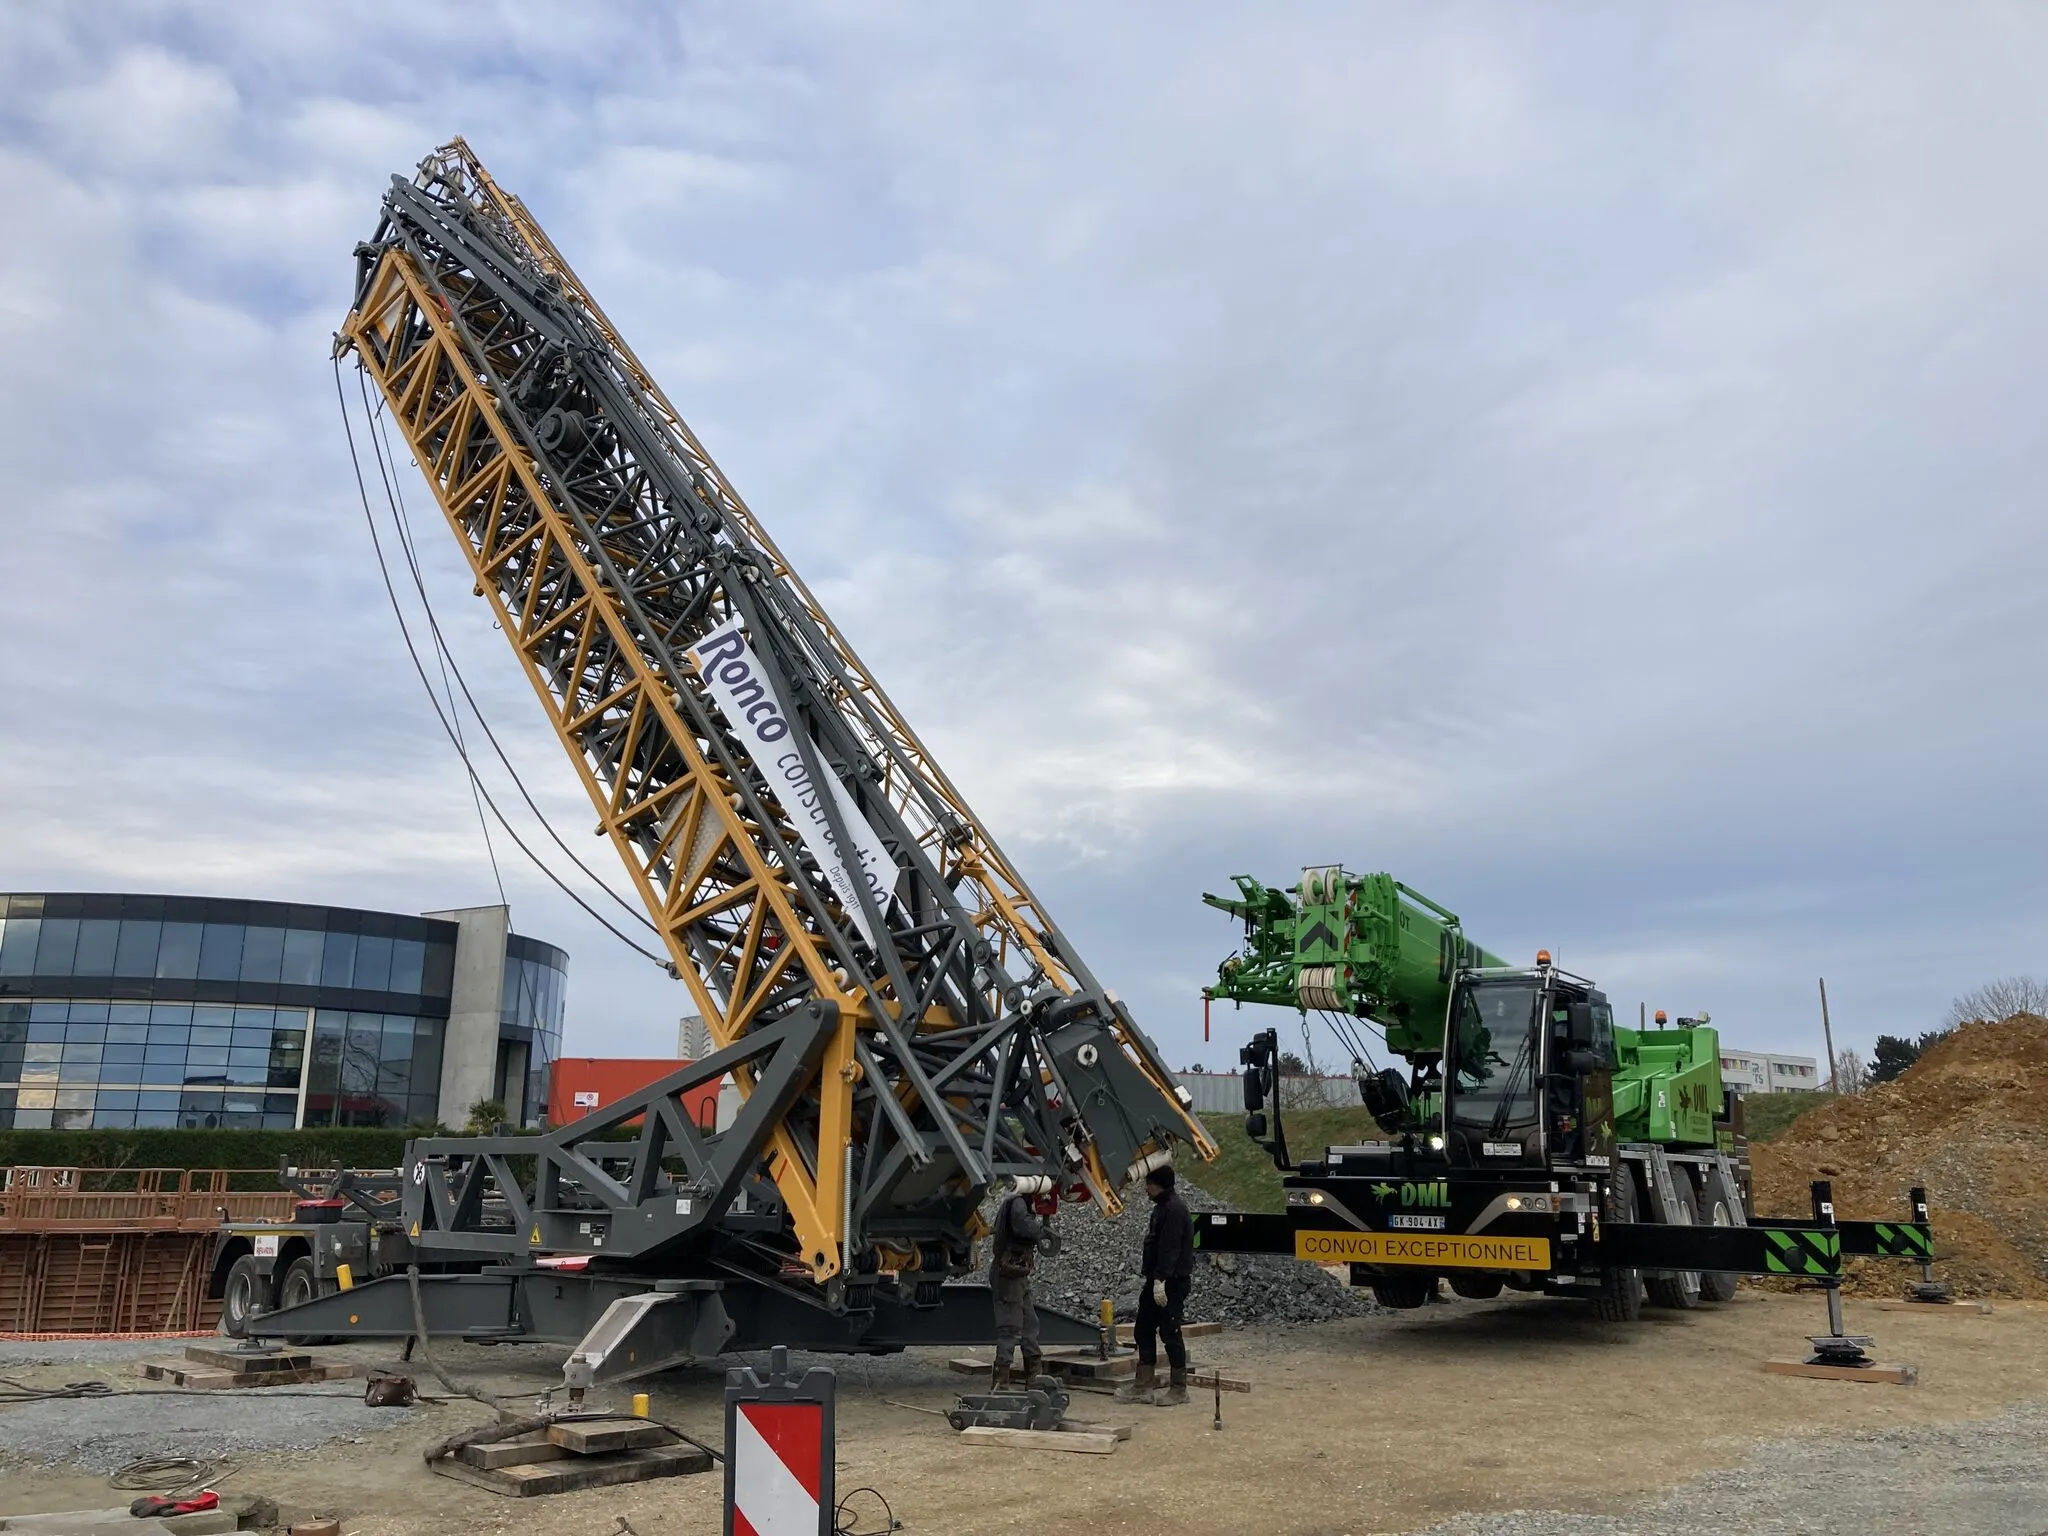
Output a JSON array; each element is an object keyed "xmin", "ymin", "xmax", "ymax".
[
  {"xmin": 335, "ymin": 1263, "xmax": 354, "ymax": 1291},
  {"xmin": 632, "ymin": 1392, "xmax": 650, "ymax": 1419}
]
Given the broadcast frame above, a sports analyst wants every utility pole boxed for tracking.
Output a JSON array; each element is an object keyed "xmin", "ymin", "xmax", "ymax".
[{"xmin": 1818, "ymin": 977, "xmax": 1840, "ymax": 1093}]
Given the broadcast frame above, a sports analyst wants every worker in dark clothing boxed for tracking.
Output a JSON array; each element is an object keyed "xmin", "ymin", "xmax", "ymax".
[
  {"xmin": 1116, "ymin": 1164, "xmax": 1194, "ymax": 1406},
  {"xmin": 988, "ymin": 1183, "xmax": 1056, "ymax": 1389}
]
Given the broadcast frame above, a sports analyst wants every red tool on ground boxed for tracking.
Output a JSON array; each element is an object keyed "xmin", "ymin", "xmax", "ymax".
[{"xmin": 129, "ymin": 1491, "xmax": 221, "ymax": 1519}]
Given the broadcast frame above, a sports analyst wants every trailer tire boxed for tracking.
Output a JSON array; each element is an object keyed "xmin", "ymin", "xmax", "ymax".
[
  {"xmin": 1369, "ymin": 1273, "xmax": 1436, "ymax": 1309},
  {"xmin": 1593, "ymin": 1169, "xmax": 1645, "ymax": 1322},
  {"xmin": 1448, "ymin": 1274, "xmax": 1504, "ymax": 1301},
  {"xmin": 275, "ymin": 1257, "xmax": 339, "ymax": 1346},
  {"xmin": 1645, "ymin": 1172, "xmax": 1704, "ymax": 1310},
  {"xmin": 220, "ymin": 1256, "xmax": 264, "ymax": 1338},
  {"xmin": 1698, "ymin": 1166, "xmax": 1742, "ymax": 1304}
]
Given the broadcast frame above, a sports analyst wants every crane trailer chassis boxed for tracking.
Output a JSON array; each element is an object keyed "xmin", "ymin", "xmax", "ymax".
[{"xmin": 213, "ymin": 1034, "xmax": 1098, "ymax": 1383}]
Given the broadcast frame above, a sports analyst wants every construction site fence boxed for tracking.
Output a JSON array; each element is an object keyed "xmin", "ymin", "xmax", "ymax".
[
  {"xmin": 0, "ymin": 1166, "xmax": 299, "ymax": 1230},
  {"xmin": 0, "ymin": 1167, "xmax": 298, "ymax": 1336}
]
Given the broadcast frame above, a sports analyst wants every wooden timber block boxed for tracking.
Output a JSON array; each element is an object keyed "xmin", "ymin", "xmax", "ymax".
[
  {"xmin": 1114, "ymin": 1321, "xmax": 1222, "ymax": 1344},
  {"xmin": 458, "ymin": 1434, "xmax": 568, "ymax": 1471},
  {"xmin": 947, "ymin": 1354, "xmax": 1137, "ymax": 1380},
  {"xmin": 545, "ymin": 1418, "xmax": 672, "ymax": 1455},
  {"xmin": 183, "ymin": 1345, "xmax": 312, "ymax": 1373},
  {"xmin": 141, "ymin": 1361, "xmax": 354, "ymax": 1390},
  {"xmin": 429, "ymin": 1442, "xmax": 713, "ymax": 1497},
  {"xmin": 1058, "ymin": 1418, "xmax": 1134, "ymax": 1441},
  {"xmin": 1765, "ymin": 1357, "xmax": 1918, "ymax": 1385},
  {"xmin": 959, "ymin": 1426, "xmax": 1120, "ymax": 1455},
  {"xmin": 159, "ymin": 1512, "xmax": 237, "ymax": 1536},
  {"xmin": 141, "ymin": 1363, "xmax": 236, "ymax": 1389},
  {"xmin": 1868, "ymin": 1298, "xmax": 1993, "ymax": 1315}
]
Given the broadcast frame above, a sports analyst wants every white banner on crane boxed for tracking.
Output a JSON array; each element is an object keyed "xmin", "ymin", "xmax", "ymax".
[{"xmin": 687, "ymin": 618, "xmax": 896, "ymax": 949}]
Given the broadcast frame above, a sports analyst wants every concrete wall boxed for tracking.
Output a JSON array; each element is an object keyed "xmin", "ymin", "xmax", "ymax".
[{"xmin": 424, "ymin": 904, "xmax": 509, "ymax": 1127}]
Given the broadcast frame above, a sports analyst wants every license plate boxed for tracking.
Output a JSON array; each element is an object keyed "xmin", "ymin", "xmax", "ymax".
[
  {"xmin": 1387, "ymin": 1214, "xmax": 1446, "ymax": 1231},
  {"xmin": 1483, "ymin": 1141, "xmax": 1522, "ymax": 1158}
]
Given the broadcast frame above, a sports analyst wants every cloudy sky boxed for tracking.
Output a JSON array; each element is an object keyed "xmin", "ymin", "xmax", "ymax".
[{"xmin": 3, "ymin": 5, "xmax": 2043, "ymax": 1077}]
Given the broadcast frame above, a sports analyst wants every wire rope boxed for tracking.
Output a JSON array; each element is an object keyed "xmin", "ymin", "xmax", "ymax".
[
  {"xmin": 333, "ymin": 355, "xmax": 672, "ymax": 970},
  {"xmin": 356, "ymin": 368, "xmax": 656, "ymax": 933}
]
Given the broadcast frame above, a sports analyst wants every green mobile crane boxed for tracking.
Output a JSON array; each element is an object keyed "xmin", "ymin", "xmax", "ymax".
[{"xmin": 1195, "ymin": 867, "xmax": 1934, "ymax": 1321}]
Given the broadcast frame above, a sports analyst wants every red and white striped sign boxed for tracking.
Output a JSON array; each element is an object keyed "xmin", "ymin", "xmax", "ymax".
[{"xmin": 731, "ymin": 1399, "xmax": 824, "ymax": 1536}]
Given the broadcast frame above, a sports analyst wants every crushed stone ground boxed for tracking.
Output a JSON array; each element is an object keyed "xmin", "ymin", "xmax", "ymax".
[
  {"xmin": 0, "ymin": 1338, "xmax": 418, "ymax": 1474},
  {"xmin": 1414, "ymin": 1400, "xmax": 2048, "ymax": 1536}
]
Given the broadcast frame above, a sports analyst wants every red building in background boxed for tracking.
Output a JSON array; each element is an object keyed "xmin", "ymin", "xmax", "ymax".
[{"xmin": 545, "ymin": 1057, "xmax": 719, "ymax": 1129}]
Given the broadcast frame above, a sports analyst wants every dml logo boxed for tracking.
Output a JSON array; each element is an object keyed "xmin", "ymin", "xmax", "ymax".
[{"xmin": 1370, "ymin": 1180, "xmax": 1451, "ymax": 1208}]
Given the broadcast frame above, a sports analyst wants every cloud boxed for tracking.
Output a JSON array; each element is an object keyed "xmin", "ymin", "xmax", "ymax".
[{"xmin": 3, "ymin": 3, "xmax": 2046, "ymax": 1075}]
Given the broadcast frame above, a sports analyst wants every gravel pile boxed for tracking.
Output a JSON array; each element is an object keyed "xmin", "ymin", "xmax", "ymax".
[{"xmin": 976, "ymin": 1180, "xmax": 1377, "ymax": 1329}]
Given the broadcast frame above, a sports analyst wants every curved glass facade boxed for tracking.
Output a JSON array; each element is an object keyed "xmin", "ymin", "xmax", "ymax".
[
  {"xmin": 499, "ymin": 934, "xmax": 567, "ymax": 1128},
  {"xmin": 0, "ymin": 894, "xmax": 565, "ymax": 1131}
]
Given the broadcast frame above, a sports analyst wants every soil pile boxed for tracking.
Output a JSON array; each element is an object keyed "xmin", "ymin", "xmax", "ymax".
[{"xmin": 1750, "ymin": 1013, "xmax": 2048, "ymax": 1298}]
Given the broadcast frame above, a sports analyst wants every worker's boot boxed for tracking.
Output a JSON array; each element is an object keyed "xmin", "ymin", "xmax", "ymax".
[
  {"xmin": 1151, "ymin": 1366, "xmax": 1189, "ymax": 1407},
  {"xmin": 1019, "ymin": 1348, "xmax": 1044, "ymax": 1387},
  {"xmin": 991, "ymin": 1354, "xmax": 1015, "ymax": 1393},
  {"xmin": 1113, "ymin": 1364, "xmax": 1156, "ymax": 1403}
]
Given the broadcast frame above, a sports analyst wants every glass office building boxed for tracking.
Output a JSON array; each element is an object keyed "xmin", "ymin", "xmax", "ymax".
[{"xmin": 0, "ymin": 894, "xmax": 565, "ymax": 1132}]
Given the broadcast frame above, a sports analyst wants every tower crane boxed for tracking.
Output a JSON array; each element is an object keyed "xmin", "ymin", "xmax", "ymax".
[{"xmin": 225, "ymin": 139, "xmax": 1212, "ymax": 1379}]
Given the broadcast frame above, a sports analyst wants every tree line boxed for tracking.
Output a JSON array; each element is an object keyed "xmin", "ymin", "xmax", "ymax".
[{"xmin": 1857, "ymin": 974, "xmax": 2048, "ymax": 1086}]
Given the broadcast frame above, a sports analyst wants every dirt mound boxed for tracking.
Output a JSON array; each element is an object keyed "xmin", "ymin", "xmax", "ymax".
[{"xmin": 1750, "ymin": 1013, "xmax": 2048, "ymax": 1298}]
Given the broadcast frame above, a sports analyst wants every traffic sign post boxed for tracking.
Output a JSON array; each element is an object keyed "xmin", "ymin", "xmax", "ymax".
[{"xmin": 724, "ymin": 1345, "xmax": 835, "ymax": 1536}]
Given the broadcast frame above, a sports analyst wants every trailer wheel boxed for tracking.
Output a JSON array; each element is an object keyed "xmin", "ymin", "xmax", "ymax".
[
  {"xmin": 1448, "ymin": 1274, "xmax": 1504, "ymax": 1301},
  {"xmin": 1593, "ymin": 1169, "xmax": 1645, "ymax": 1322},
  {"xmin": 220, "ymin": 1256, "xmax": 263, "ymax": 1338},
  {"xmin": 1369, "ymin": 1273, "xmax": 1436, "ymax": 1309},
  {"xmin": 1698, "ymin": 1167, "xmax": 1742, "ymax": 1303},
  {"xmin": 1645, "ymin": 1172, "xmax": 1703, "ymax": 1310},
  {"xmin": 275, "ymin": 1257, "xmax": 338, "ymax": 1346}
]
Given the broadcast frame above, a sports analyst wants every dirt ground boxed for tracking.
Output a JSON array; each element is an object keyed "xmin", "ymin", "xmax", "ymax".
[{"xmin": 4, "ymin": 1290, "xmax": 2045, "ymax": 1536}]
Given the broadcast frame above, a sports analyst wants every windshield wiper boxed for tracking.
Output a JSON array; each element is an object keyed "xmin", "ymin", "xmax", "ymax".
[{"xmin": 1486, "ymin": 1029, "xmax": 1538, "ymax": 1140}]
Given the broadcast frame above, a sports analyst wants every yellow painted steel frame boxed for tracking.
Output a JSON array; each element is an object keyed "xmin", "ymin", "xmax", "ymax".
[
  {"xmin": 344, "ymin": 252, "xmax": 866, "ymax": 1275},
  {"xmin": 340, "ymin": 144, "xmax": 1212, "ymax": 1279}
]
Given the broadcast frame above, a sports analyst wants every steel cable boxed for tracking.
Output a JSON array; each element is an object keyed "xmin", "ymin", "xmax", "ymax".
[
  {"xmin": 332, "ymin": 355, "xmax": 672, "ymax": 969},
  {"xmin": 357, "ymin": 370, "xmax": 656, "ymax": 934}
]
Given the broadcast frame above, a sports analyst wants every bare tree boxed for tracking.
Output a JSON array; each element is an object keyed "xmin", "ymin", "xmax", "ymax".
[
  {"xmin": 1831, "ymin": 1048, "xmax": 1869, "ymax": 1095},
  {"xmin": 1943, "ymin": 976, "xmax": 2048, "ymax": 1030}
]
